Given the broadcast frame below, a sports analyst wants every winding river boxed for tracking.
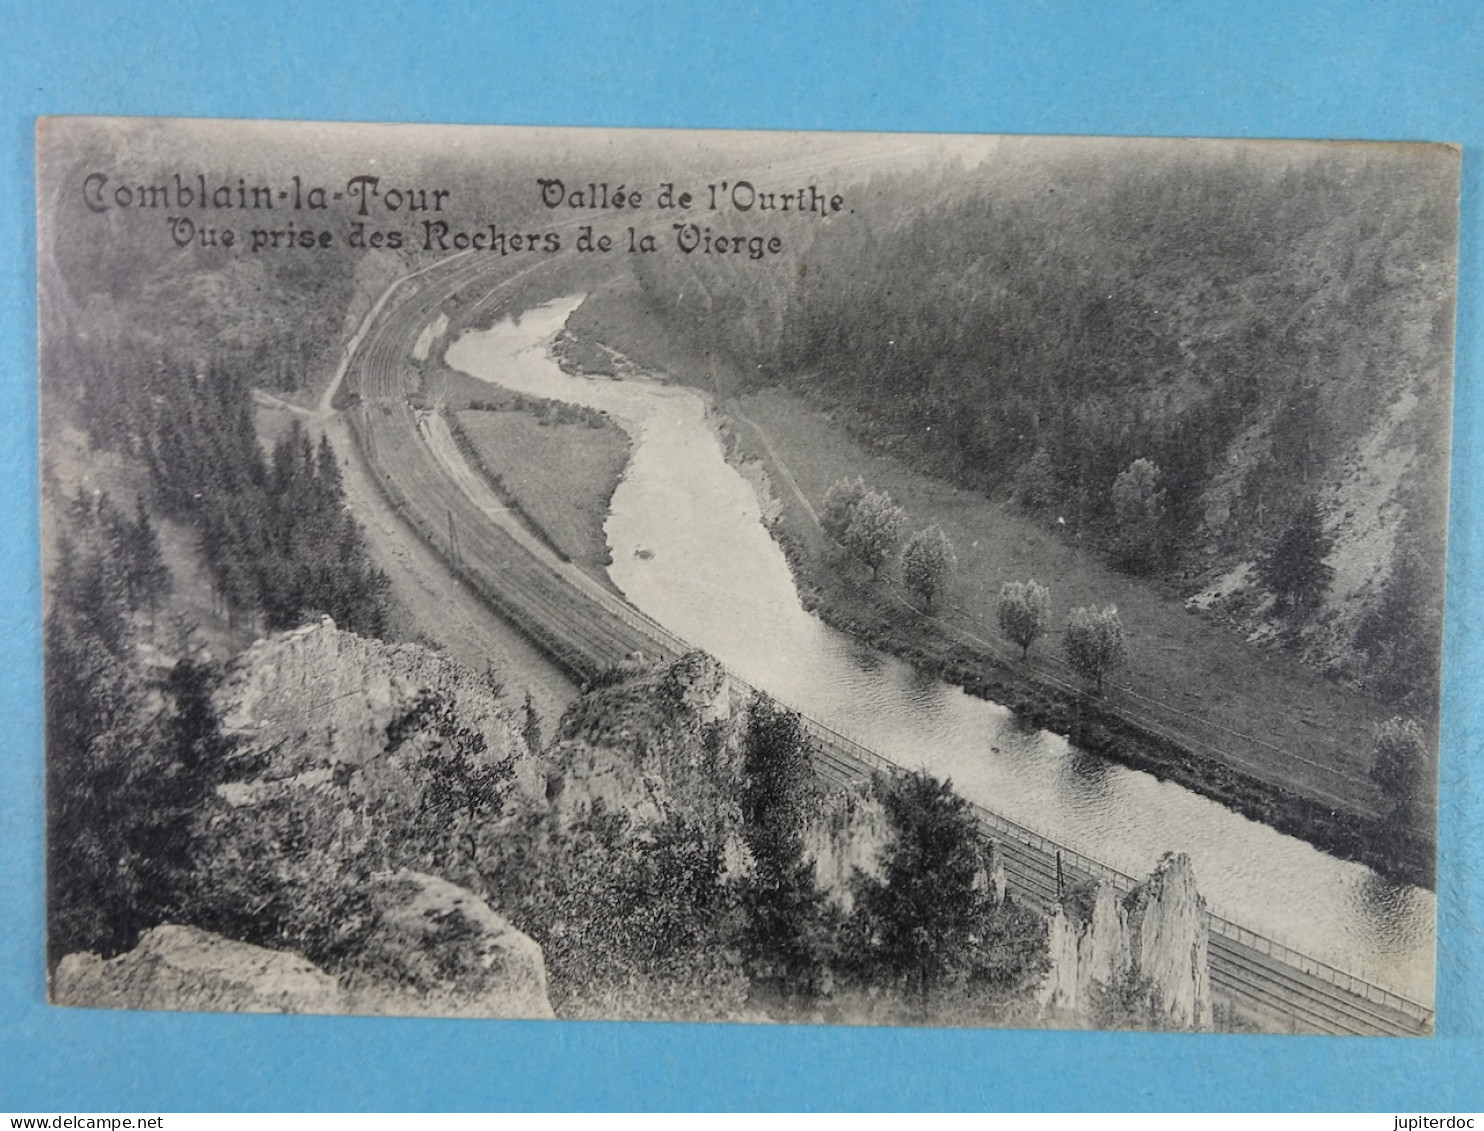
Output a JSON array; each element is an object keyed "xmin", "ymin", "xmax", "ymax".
[{"xmin": 445, "ymin": 295, "xmax": 1436, "ymax": 1004}]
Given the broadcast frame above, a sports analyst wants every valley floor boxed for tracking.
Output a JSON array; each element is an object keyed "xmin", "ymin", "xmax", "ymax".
[{"xmin": 561, "ymin": 283, "xmax": 1437, "ymax": 885}]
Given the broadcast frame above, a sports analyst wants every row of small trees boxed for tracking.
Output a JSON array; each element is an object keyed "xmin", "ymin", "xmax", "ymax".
[
  {"xmin": 821, "ymin": 476, "xmax": 958, "ymax": 607},
  {"xmin": 997, "ymin": 580, "xmax": 1128, "ymax": 695},
  {"xmin": 822, "ymin": 477, "xmax": 1128, "ymax": 694}
]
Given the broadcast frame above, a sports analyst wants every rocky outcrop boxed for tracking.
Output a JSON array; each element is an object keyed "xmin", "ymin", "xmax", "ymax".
[
  {"xmin": 1125, "ymin": 852, "xmax": 1213, "ymax": 1028},
  {"xmin": 1038, "ymin": 852, "xmax": 1213, "ymax": 1030},
  {"xmin": 53, "ymin": 925, "xmax": 342, "ymax": 1014},
  {"xmin": 54, "ymin": 873, "xmax": 555, "ymax": 1019},
  {"xmin": 550, "ymin": 651, "xmax": 746, "ymax": 845},
  {"xmin": 805, "ymin": 785, "xmax": 890, "ymax": 911},
  {"xmin": 215, "ymin": 616, "xmax": 539, "ymax": 799},
  {"xmin": 659, "ymin": 650, "xmax": 732, "ymax": 725},
  {"xmin": 168, "ymin": 622, "xmax": 560, "ymax": 1019},
  {"xmin": 342, "ymin": 871, "xmax": 554, "ymax": 1019},
  {"xmin": 986, "ymin": 841, "xmax": 1008, "ymax": 906},
  {"xmin": 1039, "ymin": 883, "xmax": 1128, "ymax": 1019}
]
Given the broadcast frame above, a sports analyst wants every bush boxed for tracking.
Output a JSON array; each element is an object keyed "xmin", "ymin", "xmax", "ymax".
[{"xmin": 1369, "ymin": 716, "xmax": 1428, "ymax": 820}]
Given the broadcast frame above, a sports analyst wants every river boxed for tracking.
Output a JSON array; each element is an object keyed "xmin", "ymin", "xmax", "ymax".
[{"xmin": 444, "ymin": 295, "xmax": 1436, "ymax": 1005}]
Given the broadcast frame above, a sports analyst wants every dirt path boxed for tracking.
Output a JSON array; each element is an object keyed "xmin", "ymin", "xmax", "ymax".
[{"xmin": 733, "ymin": 411, "xmax": 819, "ymax": 526}]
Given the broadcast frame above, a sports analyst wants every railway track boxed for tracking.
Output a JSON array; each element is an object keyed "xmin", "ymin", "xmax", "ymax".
[{"xmin": 337, "ymin": 250, "xmax": 1433, "ymax": 1037}]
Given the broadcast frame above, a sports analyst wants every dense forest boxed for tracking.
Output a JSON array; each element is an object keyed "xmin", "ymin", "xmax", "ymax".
[
  {"xmin": 631, "ymin": 140, "xmax": 1458, "ymax": 710},
  {"xmin": 47, "ymin": 329, "xmax": 392, "ymax": 638},
  {"xmin": 45, "ymin": 486, "xmax": 223, "ymax": 966}
]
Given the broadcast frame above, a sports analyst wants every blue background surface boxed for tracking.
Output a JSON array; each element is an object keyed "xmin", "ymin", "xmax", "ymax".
[{"xmin": 2, "ymin": 0, "xmax": 1481, "ymax": 1112}]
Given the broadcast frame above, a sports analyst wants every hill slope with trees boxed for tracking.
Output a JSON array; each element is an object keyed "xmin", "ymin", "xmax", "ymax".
[{"xmin": 629, "ymin": 139, "xmax": 1458, "ymax": 714}]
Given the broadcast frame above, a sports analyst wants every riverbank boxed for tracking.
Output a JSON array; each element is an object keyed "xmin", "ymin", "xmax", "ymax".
[{"xmin": 558, "ymin": 282, "xmax": 1435, "ymax": 890}]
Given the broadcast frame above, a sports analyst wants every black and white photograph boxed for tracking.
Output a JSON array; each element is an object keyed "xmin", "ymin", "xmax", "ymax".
[{"xmin": 37, "ymin": 117, "xmax": 1458, "ymax": 1035}]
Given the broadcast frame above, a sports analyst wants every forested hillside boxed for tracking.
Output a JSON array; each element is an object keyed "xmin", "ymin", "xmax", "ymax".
[
  {"xmin": 38, "ymin": 119, "xmax": 611, "ymax": 647},
  {"xmin": 630, "ymin": 139, "xmax": 1459, "ymax": 710}
]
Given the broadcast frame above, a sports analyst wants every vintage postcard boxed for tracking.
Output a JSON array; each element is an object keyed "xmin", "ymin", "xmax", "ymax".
[{"xmin": 37, "ymin": 118, "xmax": 1457, "ymax": 1033}]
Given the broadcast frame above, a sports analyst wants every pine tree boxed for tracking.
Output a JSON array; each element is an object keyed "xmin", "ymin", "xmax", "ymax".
[
  {"xmin": 738, "ymin": 693, "xmax": 832, "ymax": 1005},
  {"xmin": 124, "ymin": 496, "xmax": 171, "ymax": 623},
  {"xmin": 846, "ymin": 772, "xmax": 993, "ymax": 1001},
  {"xmin": 1261, "ymin": 497, "xmax": 1334, "ymax": 617},
  {"xmin": 316, "ymin": 432, "xmax": 343, "ymax": 493}
]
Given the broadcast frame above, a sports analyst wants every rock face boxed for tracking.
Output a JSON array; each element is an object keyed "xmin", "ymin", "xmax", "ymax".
[
  {"xmin": 1038, "ymin": 852, "xmax": 1213, "ymax": 1030},
  {"xmin": 549, "ymin": 650, "xmax": 746, "ymax": 845},
  {"xmin": 215, "ymin": 616, "xmax": 539, "ymax": 798},
  {"xmin": 187, "ymin": 622, "xmax": 558, "ymax": 1018},
  {"xmin": 805, "ymin": 785, "xmax": 890, "ymax": 912},
  {"xmin": 1125, "ymin": 853, "xmax": 1213, "ymax": 1029},
  {"xmin": 986, "ymin": 841, "xmax": 1008, "ymax": 907},
  {"xmin": 53, "ymin": 924, "xmax": 342, "ymax": 1014}
]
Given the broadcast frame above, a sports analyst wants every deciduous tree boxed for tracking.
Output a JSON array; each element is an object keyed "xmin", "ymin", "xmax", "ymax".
[
  {"xmin": 901, "ymin": 524, "xmax": 957, "ymax": 608},
  {"xmin": 1110, "ymin": 458, "xmax": 1168, "ymax": 574},
  {"xmin": 844, "ymin": 489, "xmax": 907, "ymax": 580},
  {"xmin": 1065, "ymin": 605, "xmax": 1126, "ymax": 694},
  {"xmin": 821, "ymin": 475, "xmax": 867, "ymax": 543},
  {"xmin": 998, "ymin": 580, "xmax": 1052, "ymax": 661},
  {"xmin": 1012, "ymin": 447, "xmax": 1059, "ymax": 511}
]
